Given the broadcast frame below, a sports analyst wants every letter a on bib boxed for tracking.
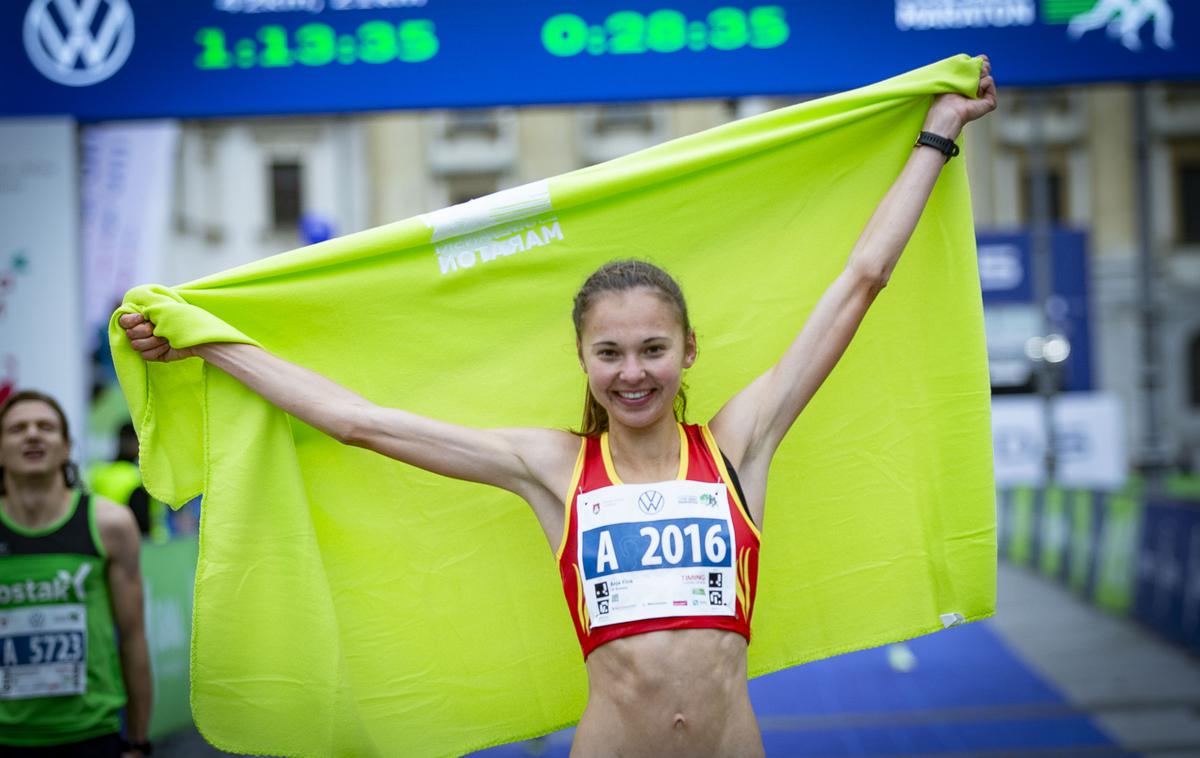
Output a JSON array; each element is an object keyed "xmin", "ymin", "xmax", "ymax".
[{"xmin": 596, "ymin": 531, "xmax": 618, "ymax": 574}]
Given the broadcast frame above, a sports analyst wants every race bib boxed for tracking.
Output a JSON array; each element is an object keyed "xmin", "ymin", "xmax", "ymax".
[
  {"xmin": 0, "ymin": 604, "xmax": 88, "ymax": 699},
  {"xmin": 576, "ymin": 479, "xmax": 736, "ymax": 628}
]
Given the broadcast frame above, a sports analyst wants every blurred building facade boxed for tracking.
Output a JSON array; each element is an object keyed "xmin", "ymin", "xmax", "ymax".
[{"xmin": 161, "ymin": 84, "xmax": 1200, "ymax": 471}]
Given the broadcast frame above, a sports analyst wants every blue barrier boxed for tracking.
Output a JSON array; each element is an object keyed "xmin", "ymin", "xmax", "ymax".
[
  {"xmin": 1134, "ymin": 499, "xmax": 1200, "ymax": 651},
  {"xmin": 998, "ymin": 483, "xmax": 1199, "ymax": 654}
]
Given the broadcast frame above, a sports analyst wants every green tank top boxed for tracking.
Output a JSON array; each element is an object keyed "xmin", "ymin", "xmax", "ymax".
[{"xmin": 0, "ymin": 492, "xmax": 126, "ymax": 746}]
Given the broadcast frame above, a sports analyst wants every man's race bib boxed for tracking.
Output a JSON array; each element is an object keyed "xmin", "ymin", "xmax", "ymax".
[
  {"xmin": 576, "ymin": 479, "xmax": 736, "ymax": 628},
  {"xmin": 0, "ymin": 604, "xmax": 88, "ymax": 699}
]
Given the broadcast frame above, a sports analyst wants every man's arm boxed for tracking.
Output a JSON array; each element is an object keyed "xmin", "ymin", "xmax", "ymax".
[{"xmin": 99, "ymin": 500, "xmax": 152, "ymax": 752}]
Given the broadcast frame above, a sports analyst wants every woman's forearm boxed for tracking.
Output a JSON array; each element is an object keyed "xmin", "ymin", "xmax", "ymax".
[
  {"xmin": 846, "ymin": 108, "xmax": 964, "ymax": 285},
  {"xmin": 193, "ymin": 342, "xmax": 370, "ymax": 443}
]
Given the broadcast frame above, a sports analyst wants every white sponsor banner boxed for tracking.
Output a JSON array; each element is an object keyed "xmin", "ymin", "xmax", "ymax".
[
  {"xmin": 895, "ymin": 0, "xmax": 1035, "ymax": 30},
  {"xmin": 81, "ymin": 121, "xmax": 178, "ymax": 342},
  {"xmin": 992, "ymin": 392, "xmax": 1127, "ymax": 491},
  {"xmin": 0, "ymin": 118, "xmax": 84, "ymax": 438}
]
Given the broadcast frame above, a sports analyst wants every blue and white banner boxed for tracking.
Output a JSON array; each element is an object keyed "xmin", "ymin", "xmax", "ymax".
[
  {"xmin": 992, "ymin": 392, "xmax": 1127, "ymax": 490},
  {"xmin": 0, "ymin": 119, "xmax": 84, "ymax": 437},
  {"xmin": 978, "ymin": 229, "xmax": 1093, "ymax": 393},
  {"xmin": 3, "ymin": 1, "xmax": 1198, "ymax": 120},
  {"xmin": 81, "ymin": 121, "xmax": 179, "ymax": 344}
]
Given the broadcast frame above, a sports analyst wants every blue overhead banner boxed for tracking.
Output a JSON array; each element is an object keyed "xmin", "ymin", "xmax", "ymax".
[
  {"xmin": 5, "ymin": 0, "xmax": 1198, "ymax": 120},
  {"xmin": 977, "ymin": 229, "xmax": 1094, "ymax": 392}
]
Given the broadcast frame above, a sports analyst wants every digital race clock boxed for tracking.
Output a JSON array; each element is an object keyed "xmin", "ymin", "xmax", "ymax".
[
  {"xmin": 541, "ymin": 7, "xmax": 789, "ymax": 57},
  {"xmin": 194, "ymin": 19, "xmax": 438, "ymax": 70}
]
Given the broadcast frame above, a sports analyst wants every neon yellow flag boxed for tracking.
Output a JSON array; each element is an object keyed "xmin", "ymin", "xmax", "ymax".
[{"xmin": 111, "ymin": 56, "xmax": 995, "ymax": 757}]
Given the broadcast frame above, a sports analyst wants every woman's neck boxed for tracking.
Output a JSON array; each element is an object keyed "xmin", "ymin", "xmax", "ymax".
[{"xmin": 607, "ymin": 416, "xmax": 681, "ymax": 483}]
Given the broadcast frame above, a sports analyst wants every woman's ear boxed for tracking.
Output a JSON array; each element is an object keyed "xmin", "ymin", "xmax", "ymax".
[
  {"xmin": 683, "ymin": 330, "xmax": 697, "ymax": 369},
  {"xmin": 577, "ymin": 341, "xmax": 587, "ymax": 372}
]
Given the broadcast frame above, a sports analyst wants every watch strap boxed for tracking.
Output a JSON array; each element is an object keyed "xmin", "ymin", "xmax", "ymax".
[
  {"xmin": 914, "ymin": 131, "xmax": 960, "ymax": 160},
  {"xmin": 120, "ymin": 738, "xmax": 154, "ymax": 755}
]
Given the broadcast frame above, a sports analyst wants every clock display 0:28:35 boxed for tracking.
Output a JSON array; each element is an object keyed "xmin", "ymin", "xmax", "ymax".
[{"xmin": 541, "ymin": 7, "xmax": 790, "ymax": 57}]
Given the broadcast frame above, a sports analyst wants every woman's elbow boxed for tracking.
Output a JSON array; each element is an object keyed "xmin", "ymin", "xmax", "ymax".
[
  {"xmin": 330, "ymin": 421, "xmax": 357, "ymax": 447},
  {"xmin": 846, "ymin": 260, "xmax": 889, "ymax": 298},
  {"xmin": 330, "ymin": 405, "xmax": 372, "ymax": 447}
]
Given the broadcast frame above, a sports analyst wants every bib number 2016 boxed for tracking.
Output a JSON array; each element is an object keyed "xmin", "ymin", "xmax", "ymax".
[
  {"xmin": 584, "ymin": 516, "xmax": 732, "ymax": 578},
  {"xmin": 641, "ymin": 522, "xmax": 727, "ymax": 566}
]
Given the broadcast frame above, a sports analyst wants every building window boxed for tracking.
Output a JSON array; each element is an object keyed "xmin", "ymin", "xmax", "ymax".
[
  {"xmin": 446, "ymin": 173, "xmax": 500, "ymax": 206},
  {"xmin": 984, "ymin": 303, "xmax": 1042, "ymax": 394},
  {"xmin": 444, "ymin": 109, "xmax": 499, "ymax": 140},
  {"xmin": 1182, "ymin": 165, "xmax": 1200, "ymax": 243},
  {"xmin": 1174, "ymin": 140, "xmax": 1200, "ymax": 244},
  {"xmin": 1007, "ymin": 89, "xmax": 1073, "ymax": 116},
  {"xmin": 594, "ymin": 104, "xmax": 655, "ymax": 136},
  {"xmin": 1019, "ymin": 153, "xmax": 1067, "ymax": 225},
  {"xmin": 1190, "ymin": 332, "xmax": 1200, "ymax": 407},
  {"xmin": 270, "ymin": 160, "xmax": 303, "ymax": 230},
  {"xmin": 1165, "ymin": 85, "xmax": 1200, "ymax": 107}
]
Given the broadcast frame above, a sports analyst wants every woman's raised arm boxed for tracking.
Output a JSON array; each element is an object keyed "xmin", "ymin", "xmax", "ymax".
[
  {"xmin": 118, "ymin": 313, "xmax": 573, "ymax": 502},
  {"xmin": 710, "ymin": 58, "xmax": 996, "ymax": 488}
]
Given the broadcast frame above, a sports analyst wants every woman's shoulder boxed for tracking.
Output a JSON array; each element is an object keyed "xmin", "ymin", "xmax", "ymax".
[
  {"xmin": 502, "ymin": 427, "xmax": 585, "ymax": 467},
  {"xmin": 496, "ymin": 427, "xmax": 586, "ymax": 503}
]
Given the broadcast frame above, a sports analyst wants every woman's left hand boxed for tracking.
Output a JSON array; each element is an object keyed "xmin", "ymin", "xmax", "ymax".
[{"xmin": 924, "ymin": 55, "xmax": 997, "ymax": 140}]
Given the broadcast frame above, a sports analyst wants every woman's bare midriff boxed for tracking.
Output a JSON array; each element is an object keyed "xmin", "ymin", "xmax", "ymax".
[{"xmin": 570, "ymin": 628, "xmax": 764, "ymax": 758}]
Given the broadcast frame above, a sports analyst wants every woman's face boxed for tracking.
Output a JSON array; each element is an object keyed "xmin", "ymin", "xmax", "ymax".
[{"xmin": 578, "ymin": 288, "xmax": 696, "ymax": 431}]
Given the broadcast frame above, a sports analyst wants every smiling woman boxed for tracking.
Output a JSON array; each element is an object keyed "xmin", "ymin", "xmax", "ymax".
[
  {"xmin": 572, "ymin": 259, "xmax": 695, "ymax": 439},
  {"xmin": 118, "ymin": 56, "xmax": 996, "ymax": 757}
]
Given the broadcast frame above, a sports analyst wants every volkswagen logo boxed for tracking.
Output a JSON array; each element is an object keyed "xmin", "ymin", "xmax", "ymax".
[
  {"xmin": 637, "ymin": 490, "xmax": 665, "ymax": 515},
  {"xmin": 24, "ymin": 0, "xmax": 135, "ymax": 87}
]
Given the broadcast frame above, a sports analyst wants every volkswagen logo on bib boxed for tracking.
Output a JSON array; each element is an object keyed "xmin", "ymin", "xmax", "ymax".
[
  {"xmin": 637, "ymin": 490, "xmax": 665, "ymax": 515},
  {"xmin": 23, "ymin": 0, "xmax": 135, "ymax": 87}
]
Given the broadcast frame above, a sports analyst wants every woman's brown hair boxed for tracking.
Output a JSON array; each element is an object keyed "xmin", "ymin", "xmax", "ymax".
[{"xmin": 572, "ymin": 260, "xmax": 692, "ymax": 437}]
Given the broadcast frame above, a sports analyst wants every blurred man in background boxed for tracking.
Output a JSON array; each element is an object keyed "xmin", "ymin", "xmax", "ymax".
[{"xmin": 0, "ymin": 391, "xmax": 152, "ymax": 757}]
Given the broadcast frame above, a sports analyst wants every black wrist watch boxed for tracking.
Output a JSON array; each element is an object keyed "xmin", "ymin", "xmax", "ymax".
[
  {"xmin": 120, "ymin": 738, "xmax": 154, "ymax": 755},
  {"xmin": 914, "ymin": 131, "xmax": 960, "ymax": 161}
]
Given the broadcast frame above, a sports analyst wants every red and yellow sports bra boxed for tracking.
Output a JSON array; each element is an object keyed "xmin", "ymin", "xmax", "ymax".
[{"xmin": 557, "ymin": 423, "xmax": 762, "ymax": 658}]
